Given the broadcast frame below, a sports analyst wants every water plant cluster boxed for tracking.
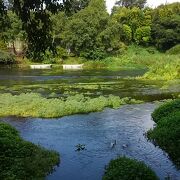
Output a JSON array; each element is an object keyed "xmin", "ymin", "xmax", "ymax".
[
  {"xmin": 0, "ymin": 122, "xmax": 59, "ymax": 179},
  {"xmin": 0, "ymin": 93, "xmax": 142, "ymax": 118},
  {"xmin": 103, "ymin": 157, "xmax": 158, "ymax": 180},
  {"xmin": 147, "ymin": 99, "xmax": 180, "ymax": 168}
]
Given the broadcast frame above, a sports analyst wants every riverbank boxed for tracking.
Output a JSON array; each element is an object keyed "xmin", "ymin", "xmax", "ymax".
[
  {"xmin": 147, "ymin": 99, "xmax": 180, "ymax": 169},
  {"xmin": 11, "ymin": 46, "xmax": 180, "ymax": 81},
  {"xmin": 0, "ymin": 122, "xmax": 60, "ymax": 179}
]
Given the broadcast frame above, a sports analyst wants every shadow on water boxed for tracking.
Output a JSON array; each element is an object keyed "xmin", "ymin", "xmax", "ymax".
[{"xmin": 1, "ymin": 104, "xmax": 180, "ymax": 180}]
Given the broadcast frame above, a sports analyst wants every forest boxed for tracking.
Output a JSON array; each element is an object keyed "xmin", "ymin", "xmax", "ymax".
[{"xmin": 0, "ymin": 0, "xmax": 179, "ymax": 61}]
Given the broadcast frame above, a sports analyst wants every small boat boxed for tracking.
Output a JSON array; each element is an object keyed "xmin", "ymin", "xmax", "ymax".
[
  {"xmin": 62, "ymin": 64, "xmax": 84, "ymax": 70},
  {"xmin": 30, "ymin": 64, "xmax": 52, "ymax": 69}
]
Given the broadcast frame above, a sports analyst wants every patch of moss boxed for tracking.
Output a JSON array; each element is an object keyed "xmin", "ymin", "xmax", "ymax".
[
  {"xmin": 103, "ymin": 156, "xmax": 158, "ymax": 180},
  {"xmin": 0, "ymin": 122, "xmax": 60, "ymax": 180}
]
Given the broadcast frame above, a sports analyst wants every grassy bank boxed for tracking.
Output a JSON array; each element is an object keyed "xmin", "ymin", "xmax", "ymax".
[
  {"xmin": 0, "ymin": 122, "xmax": 59, "ymax": 179},
  {"xmin": 3, "ymin": 45, "xmax": 179, "ymax": 81},
  {"xmin": 58, "ymin": 46, "xmax": 180, "ymax": 80},
  {"xmin": 102, "ymin": 46, "xmax": 179, "ymax": 80},
  {"xmin": 147, "ymin": 99, "xmax": 180, "ymax": 168},
  {"xmin": 103, "ymin": 157, "xmax": 158, "ymax": 180},
  {"xmin": 0, "ymin": 93, "xmax": 142, "ymax": 118}
]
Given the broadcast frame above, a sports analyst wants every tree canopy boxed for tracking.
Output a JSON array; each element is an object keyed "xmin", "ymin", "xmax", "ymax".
[
  {"xmin": 0, "ymin": 1, "xmax": 179, "ymax": 61},
  {"xmin": 116, "ymin": 0, "xmax": 147, "ymax": 9}
]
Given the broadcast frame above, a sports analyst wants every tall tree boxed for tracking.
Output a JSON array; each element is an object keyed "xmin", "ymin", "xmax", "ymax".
[
  {"xmin": 62, "ymin": 0, "xmax": 109, "ymax": 59},
  {"xmin": 116, "ymin": 0, "xmax": 147, "ymax": 9}
]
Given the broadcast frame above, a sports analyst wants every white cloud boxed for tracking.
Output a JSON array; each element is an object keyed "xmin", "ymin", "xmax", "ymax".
[{"xmin": 106, "ymin": 0, "xmax": 180, "ymax": 13}]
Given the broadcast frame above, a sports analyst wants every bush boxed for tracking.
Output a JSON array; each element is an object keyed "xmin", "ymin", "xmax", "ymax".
[
  {"xmin": 152, "ymin": 99, "xmax": 180, "ymax": 123},
  {"xmin": 0, "ymin": 122, "xmax": 60, "ymax": 179},
  {"xmin": 0, "ymin": 50, "xmax": 15, "ymax": 64},
  {"xmin": 103, "ymin": 157, "xmax": 158, "ymax": 180},
  {"xmin": 80, "ymin": 48, "xmax": 107, "ymax": 60},
  {"xmin": 148, "ymin": 99, "xmax": 180, "ymax": 168},
  {"xmin": 166, "ymin": 44, "xmax": 180, "ymax": 55}
]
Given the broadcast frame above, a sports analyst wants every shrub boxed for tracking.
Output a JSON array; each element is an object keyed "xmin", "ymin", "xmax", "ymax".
[
  {"xmin": 152, "ymin": 99, "xmax": 180, "ymax": 123},
  {"xmin": 80, "ymin": 48, "xmax": 107, "ymax": 60},
  {"xmin": 148, "ymin": 99, "xmax": 180, "ymax": 168},
  {"xmin": 166, "ymin": 44, "xmax": 180, "ymax": 55},
  {"xmin": 0, "ymin": 122, "xmax": 60, "ymax": 179},
  {"xmin": 103, "ymin": 157, "xmax": 158, "ymax": 180},
  {"xmin": 0, "ymin": 50, "xmax": 15, "ymax": 64}
]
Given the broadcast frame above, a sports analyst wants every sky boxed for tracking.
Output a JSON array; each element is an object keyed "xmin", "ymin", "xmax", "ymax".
[{"xmin": 106, "ymin": 0, "xmax": 180, "ymax": 13}]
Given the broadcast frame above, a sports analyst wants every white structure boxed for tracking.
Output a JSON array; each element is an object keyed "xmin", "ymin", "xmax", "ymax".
[
  {"xmin": 30, "ymin": 64, "xmax": 52, "ymax": 69},
  {"xmin": 62, "ymin": 64, "xmax": 84, "ymax": 70}
]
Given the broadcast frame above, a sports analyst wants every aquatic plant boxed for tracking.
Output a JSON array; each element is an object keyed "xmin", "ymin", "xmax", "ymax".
[
  {"xmin": 147, "ymin": 99, "xmax": 180, "ymax": 168},
  {"xmin": 0, "ymin": 93, "xmax": 142, "ymax": 118},
  {"xmin": 0, "ymin": 122, "xmax": 59, "ymax": 179},
  {"xmin": 103, "ymin": 156, "xmax": 158, "ymax": 180}
]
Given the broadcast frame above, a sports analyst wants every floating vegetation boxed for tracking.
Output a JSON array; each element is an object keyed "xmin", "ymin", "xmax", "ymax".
[
  {"xmin": 0, "ymin": 93, "xmax": 143, "ymax": 118},
  {"xmin": 0, "ymin": 122, "xmax": 60, "ymax": 179}
]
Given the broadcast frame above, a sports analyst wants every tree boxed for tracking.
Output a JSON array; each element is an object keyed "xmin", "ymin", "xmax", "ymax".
[
  {"xmin": 65, "ymin": 0, "xmax": 90, "ymax": 15},
  {"xmin": 111, "ymin": 6, "xmax": 152, "ymax": 45},
  {"xmin": 62, "ymin": 0, "xmax": 109, "ymax": 59},
  {"xmin": 151, "ymin": 3, "xmax": 180, "ymax": 51},
  {"xmin": 116, "ymin": 0, "xmax": 147, "ymax": 9}
]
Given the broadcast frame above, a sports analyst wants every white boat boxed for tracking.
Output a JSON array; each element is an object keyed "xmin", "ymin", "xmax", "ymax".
[
  {"xmin": 30, "ymin": 64, "xmax": 52, "ymax": 69},
  {"xmin": 62, "ymin": 64, "xmax": 84, "ymax": 70}
]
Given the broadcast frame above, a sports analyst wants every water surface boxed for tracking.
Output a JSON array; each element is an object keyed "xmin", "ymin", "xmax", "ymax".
[
  {"xmin": 0, "ymin": 67, "xmax": 179, "ymax": 101},
  {"xmin": 1, "ymin": 104, "xmax": 180, "ymax": 180}
]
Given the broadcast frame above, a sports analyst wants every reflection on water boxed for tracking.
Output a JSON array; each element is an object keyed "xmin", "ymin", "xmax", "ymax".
[
  {"xmin": 1, "ymin": 104, "xmax": 180, "ymax": 180},
  {"xmin": 0, "ymin": 67, "xmax": 179, "ymax": 101}
]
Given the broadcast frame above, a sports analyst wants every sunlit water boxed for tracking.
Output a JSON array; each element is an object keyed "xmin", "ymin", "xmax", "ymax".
[
  {"xmin": 0, "ymin": 67, "xmax": 180, "ymax": 179},
  {"xmin": 1, "ymin": 104, "xmax": 180, "ymax": 180}
]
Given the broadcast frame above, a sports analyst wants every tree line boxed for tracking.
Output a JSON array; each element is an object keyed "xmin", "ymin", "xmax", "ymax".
[{"xmin": 0, "ymin": 0, "xmax": 179, "ymax": 61}]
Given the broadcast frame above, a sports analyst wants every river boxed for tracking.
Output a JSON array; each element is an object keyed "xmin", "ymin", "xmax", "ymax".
[{"xmin": 0, "ymin": 67, "xmax": 179, "ymax": 180}]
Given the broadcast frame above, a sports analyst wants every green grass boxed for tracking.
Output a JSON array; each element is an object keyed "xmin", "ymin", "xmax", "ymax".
[
  {"xmin": 69, "ymin": 45, "xmax": 179, "ymax": 80},
  {"xmin": 147, "ymin": 99, "xmax": 180, "ymax": 168},
  {"xmin": 103, "ymin": 156, "xmax": 158, "ymax": 180},
  {"xmin": 103, "ymin": 46, "xmax": 180, "ymax": 80},
  {"xmin": 0, "ymin": 93, "xmax": 142, "ymax": 118},
  {"xmin": 0, "ymin": 122, "xmax": 60, "ymax": 180}
]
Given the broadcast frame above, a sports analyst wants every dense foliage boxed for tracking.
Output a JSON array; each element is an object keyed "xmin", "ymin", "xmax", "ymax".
[
  {"xmin": 0, "ymin": 93, "xmax": 142, "ymax": 118},
  {"xmin": 103, "ymin": 156, "xmax": 158, "ymax": 180},
  {"xmin": 0, "ymin": 122, "xmax": 59, "ymax": 179},
  {"xmin": 0, "ymin": 1, "xmax": 179, "ymax": 61},
  {"xmin": 0, "ymin": 49, "xmax": 15, "ymax": 64},
  {"xmin": 148, "ymin": 99, "xmax": 180, "ymax": 168}
]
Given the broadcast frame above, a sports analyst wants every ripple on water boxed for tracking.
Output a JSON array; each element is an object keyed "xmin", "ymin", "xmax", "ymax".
[{"xmin": 1, "ymin": 103, "xmax": 180, "ymax": 180}]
